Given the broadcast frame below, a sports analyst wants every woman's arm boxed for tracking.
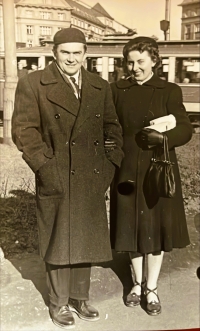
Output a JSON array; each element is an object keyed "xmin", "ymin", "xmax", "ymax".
[{"xmin": 165, "ymin": 83, "xmax": 193, "ymax": 150}]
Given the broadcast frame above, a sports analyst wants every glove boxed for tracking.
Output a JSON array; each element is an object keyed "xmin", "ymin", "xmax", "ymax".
[{"xmin": 135, "ymin": 128, "xmax": 164, "ymax": 148}]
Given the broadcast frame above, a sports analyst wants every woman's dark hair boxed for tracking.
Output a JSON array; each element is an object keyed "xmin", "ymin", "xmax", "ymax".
[{"xmin": 123, "ymin": 42, "xmax": 161, "ymax": 68}]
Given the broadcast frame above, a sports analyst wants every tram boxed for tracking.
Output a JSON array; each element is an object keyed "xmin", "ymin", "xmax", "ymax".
[{"xmin": 0, "ymin": 38, "xmax": 199, "ymax": 125}]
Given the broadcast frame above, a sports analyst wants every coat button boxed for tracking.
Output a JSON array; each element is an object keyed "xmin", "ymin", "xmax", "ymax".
[
  {"xmin": 95, "ymin": 114, "xmax": 101, "ymax": 118},
  {"xmin": 71, "ymin": 170, "xmax": 75, "ymax": 175},
  {"xmin": 71, "ymin": 141, "xmax": 75, "ymax": 146},
  {"xmin": 94, "ymin": 169, "xmax": 100, "ymax": 174},
  {"xmin": 54, "ymin": 114, "xmax": 60, "ymax": 119},
  {"xmin": 94, "ymin": 140, "xmax": 99, "ymax": 146}
]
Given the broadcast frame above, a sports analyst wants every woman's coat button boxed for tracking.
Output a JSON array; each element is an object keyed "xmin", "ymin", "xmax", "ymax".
[
  {"xmin": 94, "ymin": 169, "xmax": 100, "ymax": 174},
  {"xmin": 55, "ymin": 114, "xmax": 60, "ymax": 119}
]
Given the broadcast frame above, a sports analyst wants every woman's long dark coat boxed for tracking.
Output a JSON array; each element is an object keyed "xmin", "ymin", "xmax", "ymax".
[
  {"xmin": 110, "ymin": 75, "xmax": 193, "ymax": 254},
  {"xmin": 12, "ymin": 62, "xmax": 124, "ymax": 265}
]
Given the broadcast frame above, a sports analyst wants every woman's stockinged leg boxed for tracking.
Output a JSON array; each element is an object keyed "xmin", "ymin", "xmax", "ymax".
[
  {"xmin": 125, "ymin": 254, "xmax": 145, "ymax": 307},
  {"xmin": 146, "ymin": 251, "xmax": 164, "ymax": 303},
  {"xmin": 129, "ymin": 254, "xmax": 145, "ymax": 295}
]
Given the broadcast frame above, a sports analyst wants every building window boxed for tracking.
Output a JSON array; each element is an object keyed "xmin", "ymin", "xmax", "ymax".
[
  {"xmin": 40, "ymin": 12, "xmax": 51, "ymax": 19},
  {"xmin": 81, "ymin": 21, "xmax": 84, "ymax": 28},
  {"xmin": 194, "ymin": 23, "xmax": 200, "ymax": 39},
  {"xmin": 58, "ymin": 13, "xmax": 64, "ymax": 20},
  {"xmin": 77, "ymin": 20, "xmax": 81, "ymax": 27},
  {"xmin": 27, "ymin": 40, "xmax": 33, "ymax": 47},
  {"xmin": 185, "ymin": 25, "xmax": 191, "ymax": 40},
  {"xmin": 40, "ymin": 26, "xmax": 52, "ymax": 36},
  {"xmin": 27, "ymin": 25, "xmax": 33, "ymax": 35},
  {"xmin": 85, "ymin": 23, "xmax": 88, "ymax": 29},
  {"xmin": 26, "ymin": 10, "xmax": 33, "ymax": 18}
]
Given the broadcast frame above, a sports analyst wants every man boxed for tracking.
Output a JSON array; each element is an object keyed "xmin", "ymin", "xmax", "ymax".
[
  {"xmin": 17, "ymin": 62, "xmax": 28, "ymax": 79},
  {"xmin": 12, "ymin": 28, "xmax": 123, "ymax": 329}
]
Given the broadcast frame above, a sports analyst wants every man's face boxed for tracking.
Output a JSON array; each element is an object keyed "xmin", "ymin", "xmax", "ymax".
[
  {"xmin": 126, "ymin": 50, "xmax": 155, "ymax": 82},
  {"xmin": 54, "ymin": 42, "xmax": 86, "ymax": 76}
]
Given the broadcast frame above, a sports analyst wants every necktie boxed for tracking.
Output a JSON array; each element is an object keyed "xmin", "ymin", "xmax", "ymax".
[{"xmin": 70, "ymin": 77, "xmax": 79, "ymax": 97}]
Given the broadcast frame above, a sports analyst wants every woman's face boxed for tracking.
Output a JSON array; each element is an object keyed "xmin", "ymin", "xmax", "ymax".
[{"xmin": 126, "ymin": 50, "xmax": 156, "ymax": 82}]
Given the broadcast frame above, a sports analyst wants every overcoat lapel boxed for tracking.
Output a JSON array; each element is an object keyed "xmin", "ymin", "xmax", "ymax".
[
  {"xmin": 72, "ymin": 67, "xmax": 102, "ymax": 137},
  {"xmin": 47, "ymin": 82, "xmax": 80, "ymax": 117},
  {"xmin": 41, "ymin": 62, "xmax": 80, "ymax": 117}
]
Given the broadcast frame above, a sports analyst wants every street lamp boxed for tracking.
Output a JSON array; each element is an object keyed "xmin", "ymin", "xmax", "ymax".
[
  {"xmin": 160, "ymin": 0, "xmax": 171, "ymax": 41},
  {"xmin": 160, "ymin": 19, "xmax": 170, "ymax": 41}
]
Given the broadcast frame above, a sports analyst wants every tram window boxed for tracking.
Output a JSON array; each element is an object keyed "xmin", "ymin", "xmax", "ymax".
[
  {"xmin": 109, "ymin": 58, "xmax": 126, "ymax": 83},
  {"xmin": 156, "ymin": 58, "xmax": 169, "ymax": 81},
  {"xmin": 86, "ymin": 58, "xmax": 101, "ymax": 76},
  {"xmin": 175, "ymin": 58, "xmax": 200, "ymax": 83}
]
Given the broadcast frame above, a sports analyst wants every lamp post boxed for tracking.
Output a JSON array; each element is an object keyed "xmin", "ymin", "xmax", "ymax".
[
  {"xmin": 160, "ymin": 20, "xmax": 170, "ymax": 41},
  {"xmin": 160, "ymin": 0, "xmax": 171, "ymax": 40},
  {"xmin": 2, "ymin": 0, "xmax": 18, "ymax": 144}
]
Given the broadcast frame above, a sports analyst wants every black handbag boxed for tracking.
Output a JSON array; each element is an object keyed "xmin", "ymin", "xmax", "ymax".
[{"xmin": 144, "ymin": 135, "xmax": 175, "ymax": 199}]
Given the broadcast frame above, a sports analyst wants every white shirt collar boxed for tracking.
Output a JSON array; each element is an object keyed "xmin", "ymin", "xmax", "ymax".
[{"xmin": 137, "ymin": 72, "xmax": 153, "ymax": 85}]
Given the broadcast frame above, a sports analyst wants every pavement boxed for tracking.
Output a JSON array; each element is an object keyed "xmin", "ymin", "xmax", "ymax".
[{"xmin": 0, "ymin": 212, "xmax": 199, "ymax": 331}]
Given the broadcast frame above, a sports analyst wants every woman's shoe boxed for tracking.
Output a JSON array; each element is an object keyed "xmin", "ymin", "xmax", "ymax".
[
  {"xmin": 145, "ymin": 287, "xmax": 161, "ymax": 316},
  {"xmin": 125, "ymin": 280, "xmax": 142, "ymax": 307}
]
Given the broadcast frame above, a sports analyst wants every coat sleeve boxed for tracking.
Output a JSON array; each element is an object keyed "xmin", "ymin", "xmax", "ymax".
[
  {"xmin": 12, "ymin": 75, "xmax": 53, "ymax": 173},
  {"xmin": 165, "ymin": 83, "xmax": 193, "ymax": 150},
  {"xmin": 103, "ymin": 81, "xmax": 124, "ymax": 167}
]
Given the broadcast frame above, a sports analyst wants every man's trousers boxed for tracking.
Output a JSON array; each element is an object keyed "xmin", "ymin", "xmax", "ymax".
[{"xmin": 46, "ymin": 263, "xmax": 91, "ymax": 307}]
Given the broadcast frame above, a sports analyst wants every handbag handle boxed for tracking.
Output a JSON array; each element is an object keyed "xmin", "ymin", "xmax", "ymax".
[{"xmin": 152, "ymin": 135, "xmax": 174, "ymax": 165}]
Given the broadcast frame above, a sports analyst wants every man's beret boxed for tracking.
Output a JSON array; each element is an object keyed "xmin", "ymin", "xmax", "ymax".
[{"xmin": 53, "ymin": 28, "xmax": 86, "ymax": 45}]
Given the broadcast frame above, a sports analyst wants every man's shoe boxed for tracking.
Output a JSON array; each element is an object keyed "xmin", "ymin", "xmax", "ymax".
[
  {"xmin": 49, "ymin": 304, "xmax": 75, "ymax": 329},
  {"xmin": 68, "ymin": 298, "xmax": 100, "ymax": 321}
]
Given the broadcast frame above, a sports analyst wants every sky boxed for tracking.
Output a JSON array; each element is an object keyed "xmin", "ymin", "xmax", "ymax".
[{"xmin": 84, "ymin": 0, "xmax": 183, "ymax": 40}]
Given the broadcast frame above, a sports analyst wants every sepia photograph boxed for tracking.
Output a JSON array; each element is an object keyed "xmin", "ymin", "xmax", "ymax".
[{"xmin": 0, "ymin": 0, "xmax": 199, "ymax": 330}]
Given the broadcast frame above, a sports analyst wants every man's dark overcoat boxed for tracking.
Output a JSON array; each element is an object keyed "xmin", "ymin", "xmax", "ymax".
[
  {"xmin": 110, "ymin": 75, "xmax": 193, "ymax": 254},
  {"xmin": 12, "ymin": 62, "xmax": 123, "ymax": 265}
]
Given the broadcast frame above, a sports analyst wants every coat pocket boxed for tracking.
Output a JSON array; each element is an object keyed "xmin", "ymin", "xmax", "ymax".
[{"xmin": 36, "ymin": 156, "xmax": 64, "ymax": 199}]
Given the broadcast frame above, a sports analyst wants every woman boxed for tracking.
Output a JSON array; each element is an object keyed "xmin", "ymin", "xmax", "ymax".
[{"xmin": 109, "ymin": 36, "xmax": 193, "ymax": 316}]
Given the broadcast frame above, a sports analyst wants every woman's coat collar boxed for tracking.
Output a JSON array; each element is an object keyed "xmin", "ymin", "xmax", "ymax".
[{"xmin": 115, "ymin": 74, "xmax": 167, "ymax": 89}]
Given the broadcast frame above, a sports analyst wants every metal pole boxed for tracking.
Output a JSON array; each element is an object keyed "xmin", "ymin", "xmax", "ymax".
[
  {"xmin": 165, "ymin": 0, "xmax": 171, "ymax": 41},
  {"xmin": 2, "ymin": 0, "xmax": 18, "ymax": 144}
]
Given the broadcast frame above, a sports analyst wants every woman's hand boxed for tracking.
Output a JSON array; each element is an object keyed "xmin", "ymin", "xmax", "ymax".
[{"xmin": 135, "ymin": 128, "xmax": 164, "ymax": 148}]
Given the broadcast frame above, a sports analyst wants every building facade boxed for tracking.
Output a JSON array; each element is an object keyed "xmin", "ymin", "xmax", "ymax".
[
  {"xmin": 0, "ymin": 0, "xmax": 130, "ymax": 51},
  {"xmin": 179, "ymin": 0, "xmax": 200, "ymax": 40}
]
